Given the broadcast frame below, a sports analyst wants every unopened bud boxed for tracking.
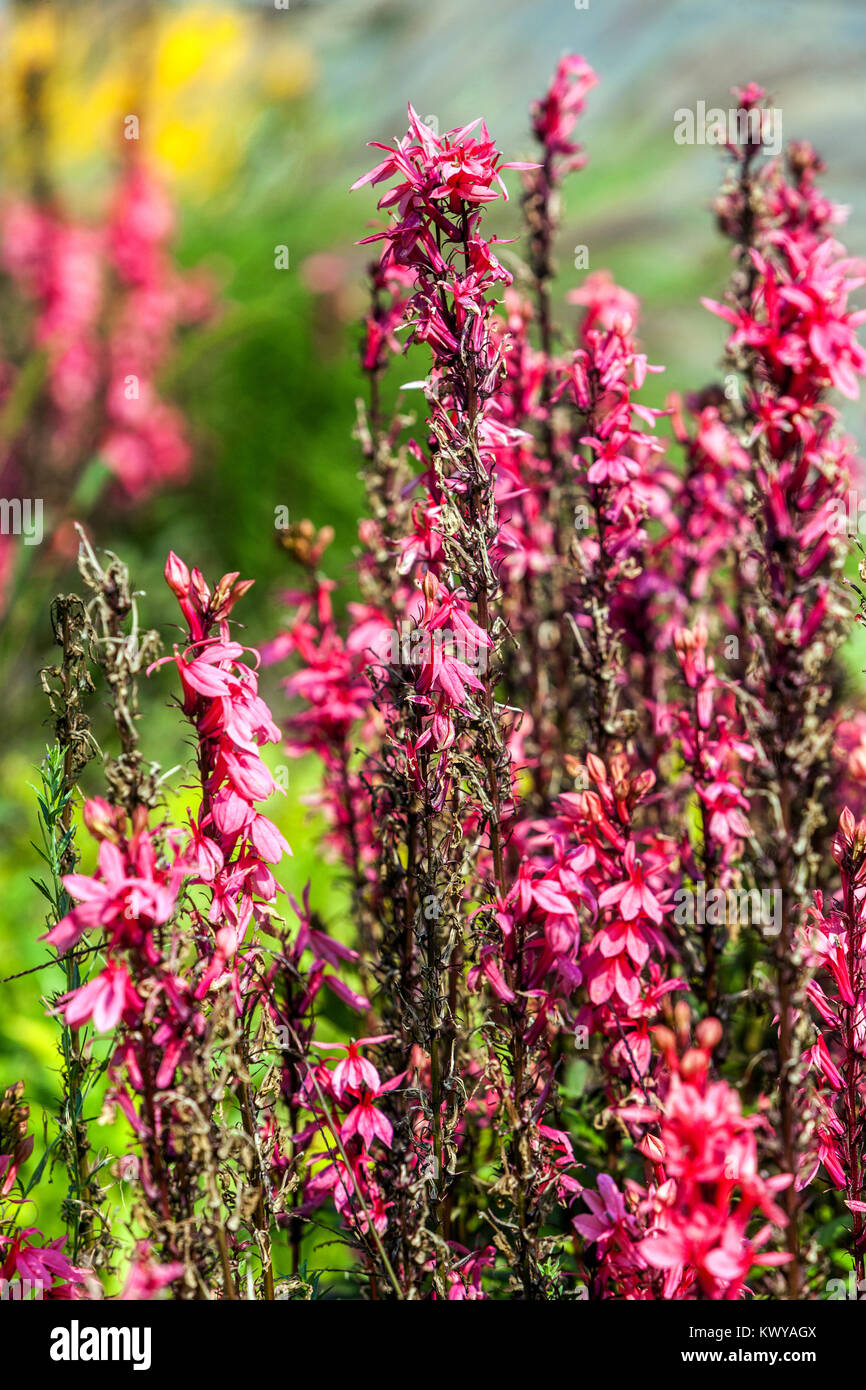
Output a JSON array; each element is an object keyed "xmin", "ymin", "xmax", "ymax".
[
  {"xmin": 696, "ymin": 1017, "xmax": 723, "ymax": 1052},
  {"xmin": 652, "ymin": 1026, "xmax": 677, "ymax": 1055},
  {"xmin": 164, "ymin": 550, "xmax": 191, "ymax": 597},
  {"xmin": 638, "ymin": 1132, "xmax": 666, "ymax": 1163},
  {"xmin": 83, "ymin": 797, "xmax": 121, "ymax": 843},
  {"xmin": 679, "ymin": 1047, "xmax": 707, "ymax": 1081}
]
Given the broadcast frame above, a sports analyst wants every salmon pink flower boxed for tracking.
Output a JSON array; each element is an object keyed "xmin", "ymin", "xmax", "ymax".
[
  {"xmin": 598, "ymin": 842, "xmax": 665, "ymax": 925},
  {"xmin": 61, "ymin": 962, "xmax": 143, "ymax": 1032}
]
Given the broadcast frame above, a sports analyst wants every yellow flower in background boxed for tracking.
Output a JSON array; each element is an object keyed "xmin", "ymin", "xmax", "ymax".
[
  {"xmin": 0, "ymin": 0, "xmax": 316, "ymax": 200},
  {"xmin": 155, "ymin": 6, "xmax": 246, "ymax": 90},
  {"xmin": 154, "ymin": 118, "xmax": 212, "ymax": 180},
  {"xmin": 6, "ymin": 2, "xmax": 59, "ymax": 71},
  {"xmin": 44, "ymin": 71, "xmax": 130, "ymax": 173},
  {"xmin": 148, "ymin": 7, "xmax": 251, "ymax": 195}
]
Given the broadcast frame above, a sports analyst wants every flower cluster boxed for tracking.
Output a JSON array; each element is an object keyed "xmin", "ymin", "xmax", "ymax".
[
  {"xmin": 577, "ymin": 1022, "xmax": 791, "ymax": 1300},
  {"xmin": 799, "ymin": 809, "xmax": 866, "ymax": 1283},
  {"xmin": 303, "ymin": 1036, "xmax": 405, "ymax": 1238},
  {"xmin": 264, "ymin": 59, "xmax": 861, "ymax": 1302}
]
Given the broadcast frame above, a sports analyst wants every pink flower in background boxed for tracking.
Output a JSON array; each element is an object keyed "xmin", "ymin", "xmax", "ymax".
[
  {"xmin": 118, "ymin": 1244, "xmax": 185, "ymax": 1301},
  {"xmin": 0, "ymin": 160, "xmax": 218, "ymax": 615}
]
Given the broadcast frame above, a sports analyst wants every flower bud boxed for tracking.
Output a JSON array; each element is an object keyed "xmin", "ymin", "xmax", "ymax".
[
  {"xmin": 679, "ymin": 1047, "xmax": 707, "ymax": 1081},
  {"xmin": 83, "ymin": 797, "xmax": 121, "ymax": 843},
  {"xmin": 638, "ymin": 1132, "xmax": 666, "ymax": 1163},
  {"xmin": 164, "ymin": 551, "xmax": 191, "ymax": 598},
  {"xmin": 696, "ymin": 1017, "xmax": 723, "ymax": 1052},
  {"xmin": 652, "ymin": 1025, "xmax": 677, "ymax": 1056}
]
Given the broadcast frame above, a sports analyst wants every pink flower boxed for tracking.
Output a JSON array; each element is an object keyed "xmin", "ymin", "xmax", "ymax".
[
  {"xmin": 352, "ymin": 105, "xmax": 535, "ymax": 210},
  {"xmin": 312, "ymin": 1035, "xmax": 394, "ymax": 1099},
  {"xmin": 61, "ymin": 962, "xmax": 143, "ymax": 1032},
  {"xmin": 339, "ymin": 1072, "xmax": 406, "ymax": 1151},
  {"xmin": 0, "ymin": 1228, "xmax": 86, "ymax": 1296},
  {"xmin": 574, "ymin": 1173, "xmax": 632, "ymax": 1246},
  {"xmin": 118, "ymin": 1243, "xmax": 184, "ymax": 1300},
  {"xmin": 598, "ymin": 842, "xmax": 665, "ymax": 925},
  {"xmin": 44, "ymin": 831, "xmax": 183, "ymax": 954}
]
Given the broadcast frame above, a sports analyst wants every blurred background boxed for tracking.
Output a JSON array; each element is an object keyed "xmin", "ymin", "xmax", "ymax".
[{"xmin": 1, "ymin": 0, "xmax": 866, "ymax": 1248}]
